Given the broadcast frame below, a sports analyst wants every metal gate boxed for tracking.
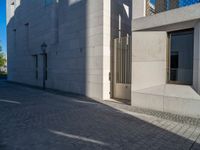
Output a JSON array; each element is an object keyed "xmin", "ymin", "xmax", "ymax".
[{"xmin": 113, "ymin": 36, "xmax": 131, "ymax": 100}]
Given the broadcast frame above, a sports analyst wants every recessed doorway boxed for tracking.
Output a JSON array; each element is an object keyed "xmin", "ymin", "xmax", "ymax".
[{"xmin": 112, "ymin": 36, "xmax": 131, "ymax": 102}]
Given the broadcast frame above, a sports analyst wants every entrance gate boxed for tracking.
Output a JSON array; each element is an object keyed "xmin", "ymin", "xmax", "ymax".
[{"xmin": 113, "ymin": 36, "xmax": 131, "ymax": 100}]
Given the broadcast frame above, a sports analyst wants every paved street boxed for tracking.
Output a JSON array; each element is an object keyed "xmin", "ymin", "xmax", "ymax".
[{"xmin": 0, "ymin": 81, "xmax": 200, "ymax": 150}]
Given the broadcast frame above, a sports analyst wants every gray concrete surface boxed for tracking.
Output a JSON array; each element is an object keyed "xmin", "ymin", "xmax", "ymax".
[
  {"xmin": 131, "ymin": 2, "xmax": 200, "ymax": 118},
  {"xmin": 6, "ymin": 0, "xmax": 132, "ymax": 101},
  {"xmin": 1, "ymin": 81, "xmax": 200, "ymax": 150}
]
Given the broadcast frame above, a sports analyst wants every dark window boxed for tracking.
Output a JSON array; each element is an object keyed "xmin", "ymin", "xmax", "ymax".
[
  {"xmin": 33, "ymin": 55, "xmax": 38, "ymax": 80},
  {"xmin": 25, "ymin": 23, "xmax": 29, "ymax": 51},
  {"xmin": 170, "ymin": 52, "xmax": 179, "ymax": 69},
  {"xmin": 13, "ymin": 29, "xmax": 16, "ymax": 51},
  {"xmin": 170, "ymin": 52, "xmax": 179, "ymax": 81},
  {"xmin": 44, "ymin": 0, "xmax": 53, "ymax": 6},
  {"xmin": 44, "ymin": 54, "xmax": 47, "ymax": 80},
  {"xmin": 168, "ymin": 29, "xmax": 194, "ymax": 85}
]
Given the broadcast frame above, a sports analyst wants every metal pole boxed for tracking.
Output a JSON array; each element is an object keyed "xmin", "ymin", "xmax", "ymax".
[{"xmin": 119, "ymin": 14, "xmax": 121, "ymax": 39}]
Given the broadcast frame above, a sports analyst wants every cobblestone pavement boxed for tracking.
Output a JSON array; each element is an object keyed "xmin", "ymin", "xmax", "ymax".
[{"xmin": 0, "ymin": 81, "xmax": 200, "ymax": 150}]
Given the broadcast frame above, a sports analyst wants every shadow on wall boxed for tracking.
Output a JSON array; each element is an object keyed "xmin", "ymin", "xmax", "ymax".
[
  {"xmin": 0, "ymin": 81, "xmax": 200, "ymax": 149},
  {"xmin": 7, "ymin": 0, "xmax": 88, "ymax": 96},
  {"xmin": 7, "ymin": 0, "xmax": 133, "ymax": 100}
]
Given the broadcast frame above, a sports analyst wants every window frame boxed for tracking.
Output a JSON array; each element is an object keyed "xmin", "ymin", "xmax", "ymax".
[{"xmin": 167, "ymin": 28, "xmax": 194, "ymax": 85}]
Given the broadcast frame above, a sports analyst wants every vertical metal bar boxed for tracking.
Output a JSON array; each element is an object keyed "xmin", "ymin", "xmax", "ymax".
[
  {"xmin": 124, "ymin": 38, "xmax": 128, "ymax": 83},
  {"xmin": 116, "ymin": 39, "xmax": 118, "ymax": 83},
  {"xmin": 119, "ymin": 15, "xmax": 121, "ymax": 39},
  {"xmin": 127, "ymin": 36, "xmax": 129, "ymax": 84},
  {"xmin": 114, "ymin": 36, "xmax": 132, "ymax": 84},
  {"xmin": 116, "ymin": 39, "xmax": 119, "ymax": 83},
  {"xmin": 130, "ymin": 37, "xmax": 132, "ymax": 83},
  {"xmin": 121, "ymin": 38, "xmax": 124, "ymax": 83},
  {"xmin": 114, "ymin": 39, "xmax": 117, "ymax": 84},
  {"xmin": 120, "ymin": 38, "xmax": 122, "ymax": 83},
  {"xmin": 119, "ymin": 39, "xmax": 120, "ymax": 83},
  {"xmin": 123, "ymin": 38, "xmax": 125, "ymax": 84},
  {"xmin": 122, "ymin": 38, "xmax": 124, "ymax": 83}
]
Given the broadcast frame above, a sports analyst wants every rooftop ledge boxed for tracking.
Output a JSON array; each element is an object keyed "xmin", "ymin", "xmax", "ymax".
[{"xmin": 132, "ymin": 3, "xmax": 200, "ymax": 31}]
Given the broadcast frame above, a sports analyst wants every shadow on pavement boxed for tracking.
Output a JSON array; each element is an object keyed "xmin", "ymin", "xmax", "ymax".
[{"xmin": 0, "ymin": 81, "xmax": 200, "ymax": 150}]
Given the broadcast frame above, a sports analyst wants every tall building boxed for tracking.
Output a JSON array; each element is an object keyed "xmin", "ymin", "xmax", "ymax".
[
  {"xmin": 155, "ymin": 0, "xmax": 167, "ymax": 13},
  {"xmin": 154, "ymin": 0, "xmax": 180, "ymax": 14},
  {"xmin": 169, "ymin": 0, "xmax": 179, "ymax": 9},
  {"xmin": 132, "ymin": 0, "xmax": 200, "ymax": 117},
  {"xmin": 6, "ymin": 0, "xmax": 132, "ymax": 100},
  {"xmin": 7, "ymin": 0, "xmax": 200, "ymax": 117}
]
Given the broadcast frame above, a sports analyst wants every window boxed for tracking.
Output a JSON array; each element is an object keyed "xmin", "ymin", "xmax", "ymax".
[
  {"xmin": 33, "ymin": 55, "xmax": 38, "ymax": 80},
  {"xmin": 13, "ymin": 29, "xmax": 16, "ymax": 51},
  {"xmin": 44, "ymin": 0, "xmax": 53, "ymax": 6},
  {"xmin": 170, "ymin": 52, "xmax": 179, "ymax": 81},
  {"xmin": 168, "ymin": 29, "xmax": 194, "ymax": 85},
  {"xmin": 44, "ymin": 54, "xmax": 48, "ymax": 80},
  {"xmin": 25, "ymin": 23, "xmax": 29, "ymax": 51},
  {"xmin": 147, "ymin": 0, "xmax": 200, "ymax": 16}
]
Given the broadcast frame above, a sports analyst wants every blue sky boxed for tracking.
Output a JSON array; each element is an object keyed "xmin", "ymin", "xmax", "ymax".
[{"xmin": 0, "ymin": 0, "xmax": 6, "ymax": 54}]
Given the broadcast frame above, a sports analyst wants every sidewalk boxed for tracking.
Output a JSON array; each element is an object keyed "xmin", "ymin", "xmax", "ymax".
[{"xmin": 0, "ymin": 81, "xmax": 200, "ymax": 150}]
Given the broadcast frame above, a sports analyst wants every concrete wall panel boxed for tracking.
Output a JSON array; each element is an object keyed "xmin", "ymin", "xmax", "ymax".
[
  {"xmin": 132, "ymin": 32, "xmax": 167, "ymax": 91},
  {"xmin": 7, "ymin": 0, "xmax": 132, "ymax": 101}
]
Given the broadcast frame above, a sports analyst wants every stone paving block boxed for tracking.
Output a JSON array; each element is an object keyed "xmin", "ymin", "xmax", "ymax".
[{"xmin": 1, "ymin": 81, "xmax": 200, "ymax": 150}]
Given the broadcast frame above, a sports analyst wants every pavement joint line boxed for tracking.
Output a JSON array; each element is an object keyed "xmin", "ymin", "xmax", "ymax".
[
  {"xmin": 189, "ymin": 131, "xmax": 200, "ymax": 150},
  {"xmin": 159, "ymin": 120, "xmax": 171, "ymax": 130},
  {"xmin": 174, "ymin": 124, "xmax": 184, "ymax": 135},
  {"xmin": 186, "ymin": 126, "xmax": 198, "ymax": 146}
]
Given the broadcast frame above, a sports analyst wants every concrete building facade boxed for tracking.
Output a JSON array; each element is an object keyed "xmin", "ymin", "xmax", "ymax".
[
  {"xmin": 7, "ymin": 0, "xmax": 200, "ymax": 118},
  {"xmin": 6, "ymin": 0, "xmax": 132, "ymax": 101},
  {"xmin": 132, "ymin": 0, "xmax": 200, "ymax": 117}
]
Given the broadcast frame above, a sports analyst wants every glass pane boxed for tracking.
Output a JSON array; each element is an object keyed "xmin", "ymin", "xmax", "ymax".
[
  {"xmin": 147, "ymin": 0, "xmax": 200, "ymax": 16},
  {"xmin": 169, "ymin": 29, "xmax": 194, "ymax": 85}
]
